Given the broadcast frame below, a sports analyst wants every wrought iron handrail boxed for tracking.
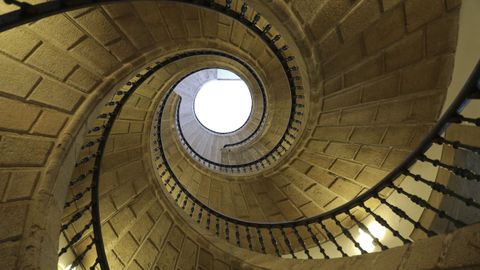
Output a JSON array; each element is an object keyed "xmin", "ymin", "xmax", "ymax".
[
  {"xmin": 171, "ymin": 58, "xmax": 272, "ymax": 171},
  {"xmin": 157, "ymin": 61, "xmax": 480, "ymax": 229},
  {"xmin": 154, "ymin": 59, "xmax": 480, "ymax": 258},
  {"xmin": 58, "ymin": 56, "xmax": 186, "ymax": 270},
  {"xmin": 60, "ymin": 48, "xmax": 478, "ymax": 267},
  {"xmin": 166, "ymin": 50, "xmax": 300, "ymax": 174},
  {"xmin": 1, "ymin": 0, "xmax": 478, "ymax": 266},
  {"xmin": 48, "ymin": 1, "xmax": 304, "ymax": 266},
  {"xmin": 175, "ymin": 95, "xmax": 303, "ymax": 173}
]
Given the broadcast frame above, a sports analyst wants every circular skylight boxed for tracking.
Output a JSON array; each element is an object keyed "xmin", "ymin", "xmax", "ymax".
[{"xmin": 194, "ymin": 69, "xmax": 252, "ymax": 133}]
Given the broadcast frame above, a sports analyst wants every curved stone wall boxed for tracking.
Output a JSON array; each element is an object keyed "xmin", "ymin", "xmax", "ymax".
[{"xmin": 0, "ymin": 0, "xmax": 464, "ymax": 269}]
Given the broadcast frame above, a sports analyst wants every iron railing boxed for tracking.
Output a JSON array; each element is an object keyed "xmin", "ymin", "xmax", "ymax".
[
  {"xmin": 63, "ymin": 47, "xmax": 477, "ymax": 266},
  {"xmin": 0, "ymin": 0, "xmax": 478, "ymax": 268},
  {"xmin": 11, "ymin": 1, "xmax": 305, "ymax": 268},
  {"xmin": 171, "ymin": 57, "xmax": 271, "ymax": 172},
  {"xmin": 153, "ymin": 59, "xmax": 480, "ymax": 258},
  {"xmin": 164, "ymin": 3, "xmax": 305, "ymax": 173},
  {"xmin": 175, "ymin": 94, "xmax": 305, "ymax": 173},
  {"xmin": 48, "ymin": 0, "xmax": 302, "ymax": 267}
]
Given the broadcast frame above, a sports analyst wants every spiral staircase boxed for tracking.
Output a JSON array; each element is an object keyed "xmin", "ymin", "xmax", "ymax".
[{"xmin": 0, "ymin": 0, "xmax": 479, "ymax": 270}]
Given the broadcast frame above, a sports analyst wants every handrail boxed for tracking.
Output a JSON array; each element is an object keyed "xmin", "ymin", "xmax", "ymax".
[
  {"xmin": 153, "ymin": 59, "xmax": 480, "ymax": 258},
  {"xmin": 156, "ymin": 3, "xmax": 305, "ymax": 173},
  {"xmin": 0, "ymin": 0, "xmax": 307, "ymax": 157},
  {"xmin": 175, "ymin": 95, "xmax": 302, "ymax": 173},
  {"xmin": 157, "ymin": 60, "xmax": 480, "ymax": 227},
  {"xmin": 167, "ymin": 48, "xmax": 300, "ymax": 173},
  {"xmin": 3, "ymin": 0, "xmax": 478, "ymax": 265},
  {"xmin": 48, "ymin": 1, "xmax": 304, "ymax": 266},
  {"xmin": 58, "ymin": 54, "xmax": 188, "ymax": 270},
  {"xmin": 169, "ymin": 7, "xmax": 305, "ymax": 172},
  {"xmin": 170, "ymin": 58, "xmax": 271, "ymax": 170},
  {"xmin": 59, "ymin": 49, "xmax": 480, "ymax": 268}
]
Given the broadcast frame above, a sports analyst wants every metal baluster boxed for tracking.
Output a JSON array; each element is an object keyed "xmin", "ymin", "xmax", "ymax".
[
  {"xmin": 292, "ymin": 119, "xmax": 302, "ymax": 125},
  {"xmin": 164, "ymin": 175, "xmax": 172, "ymax": 186},
  {"xmin": 240, "ymin": 2, "xmax": 247, "ymax": 18},
  {"xmin": 450, "ymin": 113, "xmax": 480, "ymax": 126},
  {"xmin": 235, "ymin": 224, "xmax": 241, "ymax": 247},
  {"xmin": 268, "ymin": 227, "xmax": 281, "ymax": 257},
  {"xmin": 280, "ymin": 227, "xmax": 296, "ymax": 258},
  {"xmin": 89, "ymin": 258, "xmax": 99, "ymax": 270},
  {"xmin": 434, "ymin": 136, "xmax": 480, "ymax": 155},
  {"xmin": 189, "ymin": 202, "xmax": 195, "ymax": 217},
  {"xmin": 332, "ymin": 215, "xmax": 367, "ymax": 254},
  {"xmin": 391, "ymin": 183, "xmax": 466, "ymax": 228},
  {"xmin": 197, "ymin": 207, "xmax": 203, "ymax": 223},
  {"xmin": 182, "ymin": 196, "xmax": 188, "ymax": 210},
  {"xmin": 169, "ymin": 182, "xmax": 177, "ymax": 194},
  {"xmin": 69, "ymin": 170, "xmax": 93, "ymax": 186},
  {"xmin": 257, "ymin": 227, "xmax": 266, "ymax": 253},
  {"xmin": 346, "ymin": 210, "xmax": 388, "ymax": 251},
  {"xmin": 64, "ymin": 186, "xmax": 91, "ymax": 208},
  {"xmin": 225, "ymin": 0, "xmax": 231, "ymax": 9},
  {"xmin": 61, "ymin": 203, "xmax": 92, "ymax": 232},
  {"xmin": 216, "ymin": 216, "xmax": 220, "ymax": 236},
  {"xmin": 292, "ymin": 226, "xmax": 312, "ymax": 259},
  {"xmin": 405, "ymin": 170, "xmax": 480, "ymax": 209},
  {"xmin": 70, "ymin": 239, "xmax": 95, "ymax": 268},
  {"xmin": 263, "ymin": 24, "xmax": 271, "ymax": 34},
  {"xmin": 272, "ymin": 34, "xmax": 281, "ymax": 43},
  {"xmin": 87, "ymin": 125, "xmax": 106, "ymax": 134},
  {"xmin": 206, "ymin": 211, "xmax": 211, "ymax": 230},
  {"xmin": 360, "ymin": 202, "xmax": 411, "ymax": 244},
  {"xmin": 419, "ymin": 154, "xmax": 480, "ymax": 182},
  {"xmin": 246, "ymin": 227, "xmax": 253, "ymax": 251},
  {"xmin": 75, "ymin": 152, "xmax": 99, "ymax": 167},
  {"xmin": 252, "ymin": 13, "xmax": 261, "ymax": 26},
  {"xmin": 96, "ymin": 112, "xmax": 113, "ymax": 119},
  {"xmin": 105, "ymin": 101, "xmax": 119, "ymax": 106},
  {"xmin": 81, "ymin": 138, "xmax": 101, "ymax": 150},
  {"xmin": 58, "ymin": 220, "xmax": 93, "ymax": 256},
  {"xmin": 374, "ymin": 194, "xmax": 436, "ymax": 237},
  {"xmin": 225, "ymin": 221, "xmax": 230, "ymax": 241},
  {"xmin": 175, "ymin": 190, "xmax": 182, "ymax": 203},
  {"xmin": 306, "ymin": 224, "xmax": 329, "ymax": 259},
  {"xmin": 319, "ymin": 220, "xmax": 347, "ymax": 257},
  {"xmin": 288, "ymin": 66, "xmax": 299, "ymax": 72}
]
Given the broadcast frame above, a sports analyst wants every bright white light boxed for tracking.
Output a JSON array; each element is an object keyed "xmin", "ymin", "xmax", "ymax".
[
  {"xmin": 59, "ymin": 264, "xmax": 76, "ymax": 270},
  {"xmin": 358, "ymin": 222, "xmax": 386, "ymax": 252},
  {"xmin": 358, "ymin": 229, "xmax": 375, "ymax": 252},
  {"xmin": 194, "ymin": 75, "xmax": 252, "ymax": 133},
  {"xmin": 369, "ymin": 222, "xmax": 386, "ymax": 239}
]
